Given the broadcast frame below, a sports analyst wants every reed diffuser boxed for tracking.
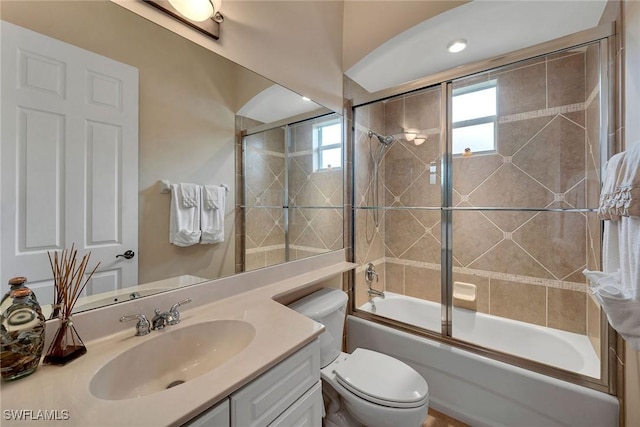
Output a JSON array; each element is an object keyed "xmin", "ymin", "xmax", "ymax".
[{"xmin": 43, "ymin": 245, "xmax": 99, "ymax": 365}]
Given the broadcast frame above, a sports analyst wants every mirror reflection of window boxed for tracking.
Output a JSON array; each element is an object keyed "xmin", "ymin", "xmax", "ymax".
[
  {"xmin": 452, "ymin": 80, "xmax": 497, "ymax": 155},
  {"xmin": 313, "ymin": 119, "xmax": 342, "ymax": 170}
]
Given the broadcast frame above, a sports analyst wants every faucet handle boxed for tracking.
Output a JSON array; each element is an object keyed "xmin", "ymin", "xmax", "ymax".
[
  {"xmin": 168, "ymin": 298, "xmax": 191, "ymax": 325},
  {"xmin": 365, "ymin": 263, "xmax": 379, "ymax": 283},
  {"xmin": 151, "ymin": 308, "xmax": 167, "ymax": 330},
  {"xmin": 120, "ymin": 313, "xmax": 151, "ymax": 336}
]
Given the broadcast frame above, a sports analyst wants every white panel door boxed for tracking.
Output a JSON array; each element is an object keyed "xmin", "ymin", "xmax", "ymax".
[{"xmin": 1, "ymin": 20, "xmax": 139, "ymax": 304}]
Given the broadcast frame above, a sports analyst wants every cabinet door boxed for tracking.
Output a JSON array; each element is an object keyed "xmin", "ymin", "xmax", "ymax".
[
  {"xmin": 231, "ymin": 339, "xmax": 320, "ymax": 427},
  {"xmin": 268, "ymin": 381, "xmax": 322, "ymax": 427},
  {"xmin": 184, "ymin": 399, "xmax": 230, "ymax": 427}
]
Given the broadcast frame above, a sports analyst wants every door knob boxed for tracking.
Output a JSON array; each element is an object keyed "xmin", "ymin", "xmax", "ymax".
[{"xmin": 116, "ymin": 250, "xmax": 135, "ymax": 260}]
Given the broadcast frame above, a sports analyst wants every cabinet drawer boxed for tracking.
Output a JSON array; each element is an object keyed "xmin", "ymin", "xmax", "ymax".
[
  {"xmin": 184, "ymin": 398, "xmax": 230, "ymax": 427},
  {"xmin": 231, "ymin": 339, "xmax": 320, "ymax": 427},
  {"xmin": 268, "ymin": 381, "xmax": 322, "ymax": 427}
]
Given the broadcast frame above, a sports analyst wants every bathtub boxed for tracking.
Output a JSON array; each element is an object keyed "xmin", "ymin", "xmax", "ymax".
[
  {"xmin": 359, "ymin": 292, "xmax": 600, "ymax": 377},
  {"xmin": 350, "ymin": 293, "xmax": 618, "ymax": 427}
]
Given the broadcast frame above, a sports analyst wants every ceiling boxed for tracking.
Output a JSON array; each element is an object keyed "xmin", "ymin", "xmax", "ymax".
[
  {"xmin": 239, "ymin": 0, "xmax": 608, "ymax": 123},
  {"xmin": 346, "ymin": 0, "xmax": 608, "ymax": 93}
]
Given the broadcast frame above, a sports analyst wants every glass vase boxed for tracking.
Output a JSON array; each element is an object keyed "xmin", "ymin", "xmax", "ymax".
[{"xmin": 42, "ymin": 318, "xmax": 86, "ymax": 366}]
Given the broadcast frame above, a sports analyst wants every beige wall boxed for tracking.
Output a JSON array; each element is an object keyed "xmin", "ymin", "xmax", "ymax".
[
  {"xmin": 0, "ymin": 1, "xmax": 264, "ymax": 283},
  {"xmin": 113, "ymin": 0, "xmax": 344, "ymax": 114}
]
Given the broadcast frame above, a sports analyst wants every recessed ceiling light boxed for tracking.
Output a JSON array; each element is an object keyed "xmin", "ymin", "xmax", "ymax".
[
  {"xmin": 447, "ymin": 39, "xmax": 467, "ymax": 53},
  {"xmin": 302, "ymin": 96, "xmax": 311, "ymax": 101}
]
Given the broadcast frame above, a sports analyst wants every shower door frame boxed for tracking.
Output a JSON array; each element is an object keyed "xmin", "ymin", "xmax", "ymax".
[{"xmin": 349, "ymin": 22, "xmax": 617, "ymax": 394}]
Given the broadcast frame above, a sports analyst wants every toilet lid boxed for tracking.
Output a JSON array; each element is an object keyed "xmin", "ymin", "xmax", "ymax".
[{"xmin": 333, "ymin": 349, "xmax": 428, "ymax": 408}]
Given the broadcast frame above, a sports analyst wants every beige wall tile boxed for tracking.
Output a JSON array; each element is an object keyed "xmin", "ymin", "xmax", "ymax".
[
  {"xmin": 547, "ymin": 288, "xmax": 586, "ymax": 334},
  {"xmin": 452, "ymin": 211, "xmax": 503, "ymax": 267},
  {"xmin": 496, "ymin": 62, "xmax": 546, "ymax": 116},
  {"xmin": 384, "ymin": 262, "xmax": 404, "ymax": 294},
  {"xmin": 452, "ymin": 154, "xmax": 504, "ymax": 196},
  {"xmin": 490, "ymin": 279, "xmax": 546, "ymax": 326},
  {"xmin": 497, "ymin": 116, "xmax": 553, "ymax": 157},
  {"xmin": 547, "ymin": 54, "xmax": 586, "ymax": 108},
  {"xmin": 512, "ymin": 116, "xmax": 586, "ymax": 194},
  {"xmin": 404, "ymin": 88, "xmax": 441, "ymax": 131},
  {"xmin": 406, "ymin": 266, "xmax": 440, "ymax": 302},
  {"xmin": 401, "ymin": 234, "xmax": 441, "ymax": 264},
  {"xmin": 385, "ymin": 210, "xmax": 428, "ymax": 257},
  {"xmin": 470, "ymin": 240, "xmax": 555, "ymax": 279},
  {"xmin": 512, "ymin": 211, "xmax": 586, "ymax": 280}
]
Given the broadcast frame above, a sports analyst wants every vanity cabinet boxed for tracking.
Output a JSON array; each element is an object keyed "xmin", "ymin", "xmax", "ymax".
[
  {"xmin": 184, "ymin": 339, "xmax": 321, "ymax": 427},
  {"xmin": 184, "ymin": 399, "xmax": 230, "ymax": 427}
]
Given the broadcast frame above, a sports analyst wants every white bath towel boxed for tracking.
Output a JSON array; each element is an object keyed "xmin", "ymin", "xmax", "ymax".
[
  {"xmin": 200, "ymin": 185, "xmax": 225, "ymax": 244},
  {"xmin": 169, "ymin": 183, "xmax": 201, "ymax": 246}
]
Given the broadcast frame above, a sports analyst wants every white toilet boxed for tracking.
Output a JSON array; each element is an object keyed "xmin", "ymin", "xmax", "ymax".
[{"xmin": 289, "ymin": 288, "xmax": 429, "ymax": 427}]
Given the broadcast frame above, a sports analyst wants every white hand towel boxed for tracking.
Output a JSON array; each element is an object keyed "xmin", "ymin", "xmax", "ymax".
[
  {"xmin": 179, "ymin": 183, "xmax": 198, "ymax": 208},
  {"xmin": 169, "ymin": 183, "xmax": 201, "ymax": 246},
  {"xmin": 201, "ymin": 185, "xmax": 225, "ymax": 244},
  {"xmin": 598, "ymin": 151, "xmax": 627, "ymax": 220},
  {"xmin": 601, "ymin": 142, "xmax": 640, "ymax": 219}
]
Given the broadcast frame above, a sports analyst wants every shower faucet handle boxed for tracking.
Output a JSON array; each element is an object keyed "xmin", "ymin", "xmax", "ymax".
[{"xmin": 365, "ymin": 263, "xmax": 379, "ymax": 283}]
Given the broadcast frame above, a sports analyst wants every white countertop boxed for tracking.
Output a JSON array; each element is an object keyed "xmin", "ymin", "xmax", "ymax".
[{"xmin": 0, "ymin": 258, "xmax": 355, "ymax": 426}]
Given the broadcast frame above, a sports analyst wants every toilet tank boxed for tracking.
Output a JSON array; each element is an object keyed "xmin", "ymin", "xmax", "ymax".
[{"xmin": 289, "ymin": 288, "xmax": 348, "ymax": 367}]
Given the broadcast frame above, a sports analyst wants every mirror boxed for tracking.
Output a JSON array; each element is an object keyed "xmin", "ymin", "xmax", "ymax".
[{"xmin": 0, "ymin": 0, "xmax": 343, "ymax": 315}]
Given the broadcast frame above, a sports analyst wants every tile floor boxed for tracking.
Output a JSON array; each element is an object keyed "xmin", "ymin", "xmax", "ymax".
[{"xmin": 423, "ymin": 408, "xmax": 470, "ymax": 427}]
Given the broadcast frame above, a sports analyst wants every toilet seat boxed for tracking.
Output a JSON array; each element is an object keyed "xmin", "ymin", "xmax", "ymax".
[{"xmin": 333, "ymin": 349, "xmax": 429, "ymax": 409}]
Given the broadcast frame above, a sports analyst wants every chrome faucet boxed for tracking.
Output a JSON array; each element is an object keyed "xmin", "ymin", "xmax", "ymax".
[
  {"xmin": 151, "ymin": 298, "xmax": 192, "ymax": 330},
  {"xmin": 119, "ymin": 313, "xmax": 151, "ymax": 336},
  {"xmin": 365, "ymin": 263, "xmax": 378, "ymax": 283},
  {"xmin": 168, "ymin": 298, "xmax": 191, "ymax": 325},
  {"xmin": 368, "ymin": 287, "xmax": 385, "ymax": 299},
  {"xmin": 365, "ymin": 263, "xmax": 385, "ymax": 300}
]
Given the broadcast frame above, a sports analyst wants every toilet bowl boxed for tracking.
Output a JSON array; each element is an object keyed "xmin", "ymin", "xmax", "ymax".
[{"xmin": 289, "ymin": 288, "xmax": 429, "ymax": 427}]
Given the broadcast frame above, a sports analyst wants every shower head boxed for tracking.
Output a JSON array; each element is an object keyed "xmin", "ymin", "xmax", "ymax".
[{"xmin": 368, "ymin": 130, "xmax": 396, "ymax": 146}]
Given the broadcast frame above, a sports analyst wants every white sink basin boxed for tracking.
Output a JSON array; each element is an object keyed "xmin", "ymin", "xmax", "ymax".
[{"xmin": 90, "ymin": 320, "xmax": 256, "ymax": 400}]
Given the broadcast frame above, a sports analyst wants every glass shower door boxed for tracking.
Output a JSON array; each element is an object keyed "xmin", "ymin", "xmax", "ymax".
[{"xmin": 449, "ymin": 42, "xmax": 605, "ymax": 379}]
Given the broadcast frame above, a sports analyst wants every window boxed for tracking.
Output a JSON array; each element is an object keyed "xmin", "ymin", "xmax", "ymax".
[
  {"xmin": 452, "ymin": 80, "xmax": 497, "ymax": 155},
  {"xmin": 313, "ymin": 119, "xmax": 342, "ymax": 170}
]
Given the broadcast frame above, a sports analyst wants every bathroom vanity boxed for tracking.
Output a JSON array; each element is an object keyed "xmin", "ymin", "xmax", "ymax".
[
  {"xmin": 187, "ymin": 340, "xmax": 321, "ymax": 426},
  {"xmin": 0, "ymin": 251, "xmax": 353, "ymax": 427}
]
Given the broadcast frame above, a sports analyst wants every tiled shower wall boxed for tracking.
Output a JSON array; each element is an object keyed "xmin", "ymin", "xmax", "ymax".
[
  {"xmin": 354, "ymin": 47, "xmax": 603, "ymax": 348},
  {"xmin": 240, "ymin": 114, "xmax": 343, "ymax": 271}
]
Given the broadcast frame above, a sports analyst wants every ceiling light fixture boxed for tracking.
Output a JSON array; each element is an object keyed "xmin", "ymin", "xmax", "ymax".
[
  {"xmin": 413, "ymin": 135, "xmax": 427, "ymax": 146},
  {"xmin": 145, "ymin": 0, "xmax": 223, "ymax": 40},
  {"xmin": 302, "ymin": 96, "xmax": 311, "ymax": 102},
  {"xmin": 403, "ymin": 128, "xmax": 419, "ymax": 142},
  {"xmin": 402, "ymin": 129, "xmax": 427, "ymax": 146},
  {"xmin": 447, "ymin": 39, "xmax": 467, "ymax": 53}
]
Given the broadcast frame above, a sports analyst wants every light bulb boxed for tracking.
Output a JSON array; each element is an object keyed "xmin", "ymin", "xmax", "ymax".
[
  {"xmin": 403, "ymin": 128, "xmax": 419, "ymax": 142},
  {"xmin": 413, "ymin": 136, "xmax": 427, "ymax": 146},
  {"xmin": 168, "ymin": 0, "xmax": 214, "ymax": 22},
  {"xmin": 447, "ymin": 39, "xmax": 467, "ymax": 53}
]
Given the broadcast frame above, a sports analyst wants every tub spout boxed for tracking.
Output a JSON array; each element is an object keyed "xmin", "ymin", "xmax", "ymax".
[{"xmin": 367, "ymin": 288, "xmax": 385, "ymax": 299}]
